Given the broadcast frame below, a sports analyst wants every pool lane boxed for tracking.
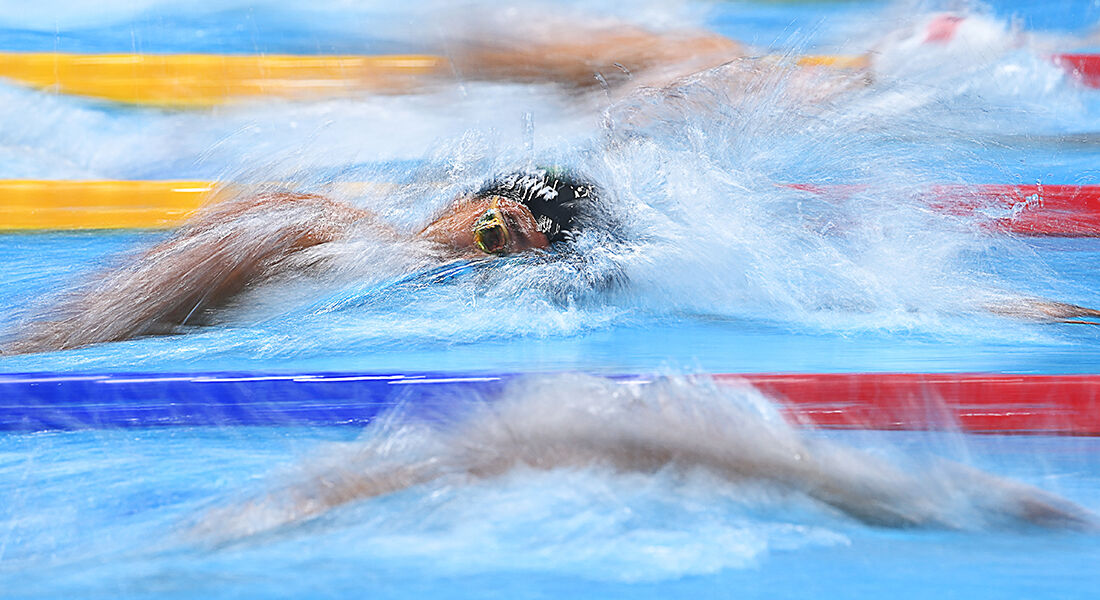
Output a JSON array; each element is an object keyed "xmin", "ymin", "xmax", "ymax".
[{"xmin": 3, "ymin": 233, "xmax": 1100, "ymax": 376}]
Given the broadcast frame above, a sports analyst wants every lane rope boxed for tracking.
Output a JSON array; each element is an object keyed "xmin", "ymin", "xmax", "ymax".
[
  {"xmin": 0, "ymin": 51, "xmax": 1096, "ymax": 107},
  {"xmin": 0, "ymin": 52, "xmax": 447, "ymax": 106},
  {"xmin": 6, "ymin": 180, "xmax": 1100, "ymax": 235},
  {"xmin": 2, "ymin": 371, "xmax": 1098, "ymax": 434}
]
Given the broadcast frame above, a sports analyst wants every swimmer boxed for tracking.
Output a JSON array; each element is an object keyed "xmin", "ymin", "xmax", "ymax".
[
  {"xmin": 5, "ymin": 164, "xmax": 1100, "ymax": 355},
  {"xmin": 2, "ymin": 19, "xmax": 1097, "ymax": 353},
  {"xmin": 447, "ymin": 17, "xmax": 744, "ymax": 93},
  {"xmin": 191, "ymin": 375, "xmax": 1096, "ymax": 542},
  {"xmin": 2, "ymin": 168, "xmax": 596, "ymax": 354}
]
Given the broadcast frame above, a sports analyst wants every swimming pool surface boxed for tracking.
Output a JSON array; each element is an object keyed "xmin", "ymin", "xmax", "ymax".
[
  {"xmin": 1, "ymin": 426, "xmax": 1097, "ymax": 599},
  {"xmin": 4, "ymin": 233, "xmax": 1100, "ymax": 374},
  {"xmin": 2, "ymin": 0, "xmax": 1100, "ymax": 597}
]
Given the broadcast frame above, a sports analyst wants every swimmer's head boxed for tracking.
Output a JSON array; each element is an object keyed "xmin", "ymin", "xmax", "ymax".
[
  {"xmin": 471, "ymin": 197, "xmax": 512, "ymax": 254},
  {"xmin": 473, "ymin": 168, "xmax": 597, "ymax": 246},
  {"xmin": 467, "ymin": 195, "xmax": 550, "ymax": 255}
]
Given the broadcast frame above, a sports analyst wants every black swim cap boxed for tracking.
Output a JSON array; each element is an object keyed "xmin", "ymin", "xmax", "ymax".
[{"xmin": 475, "ymin": 168, "xmax": 596, "ymax": 244}]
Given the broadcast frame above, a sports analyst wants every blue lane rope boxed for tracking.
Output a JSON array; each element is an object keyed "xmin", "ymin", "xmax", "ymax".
[{"xmin": 0, "ymin": 372, "xmax": 512, "ymax": 432}]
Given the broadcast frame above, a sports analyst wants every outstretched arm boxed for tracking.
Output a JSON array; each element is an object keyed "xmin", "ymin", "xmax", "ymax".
[
  {"xmin": 985, "ymin": 298, "xmax": 1100, "ymax": 325},
  {"xmin": 5, "ymin": 192, "xmax": 371, "ymax": 354}
]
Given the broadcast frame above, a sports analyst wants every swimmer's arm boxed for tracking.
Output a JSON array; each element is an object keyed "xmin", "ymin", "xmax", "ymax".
[
  {"xmin": 5, "ymin": 193, "xmax": 373, "ymax": 354},
  {"xmin": 984, "ymin": 298, "xmax": 1100, "ymax": 324},
  {"xmin": 764, "ymin": 443, "xmax": 1096, "ymax": 530},
  {"xmin": 587, "ymin": 430, "xmax": 1096, "ymax": 530},
  {"xmin": 190, "ymin": 458, "xmax": 446, "ymax": 543}
]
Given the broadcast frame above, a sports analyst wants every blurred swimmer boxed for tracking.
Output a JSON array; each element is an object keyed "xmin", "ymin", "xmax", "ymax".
[
  {"xmin": 4, "ymin": 14, "xmax": 1098, "ymax": 353},
  {"xmin": 445, "ymin": 14, "xmax": 871, "ymax": 105},
  {"xmin": 191, "ymin": 375, "xmax": 1096, "ymax": 542},
  {"xmin": 5, "ymin": 164, "xmax": 1100, "ymax": 355},
  {"xmin": 2, "ymin": 169, "xmax": 596, "ymax": 354},
  {"xmin": 430, "ymin": 11, "xmax": 1029, "ymax": 99},
  {"xmin": 416, "ymin": 11, "xmax": 1047, "ymax": 102},
  {"xmin": 446, "ymin": 17, "xmax": 744, "ymax": 93}
]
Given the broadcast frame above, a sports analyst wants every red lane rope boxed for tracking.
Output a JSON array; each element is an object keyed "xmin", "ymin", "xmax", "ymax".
[
  {"xmin": 789, "ymin": 183, "xmax": 1100, "ymax": 236},
  {"xmin": 933, "ymin": 184, "xmax": 1100, "ymax": 236},
  {"xmin": 919, "ymin": 14, "xmax": 1100, "ymax": 88},
  {"xmin": 721, "ymin": 373, "xmax": 1100, "ymax": 435},
  {"xmin": 1056, "ymin": 54, "xmax": 1100, "ymax": 88}
]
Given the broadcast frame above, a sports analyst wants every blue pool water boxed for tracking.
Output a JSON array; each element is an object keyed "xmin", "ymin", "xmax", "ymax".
[
  {"xmin": 3, "ymin": 0, "xmax": 1100, "ymax": 597},
  {"xmin": 4, "ymin": 232, "xmax": 1100, "ymax": 375},
  {"xmin": 2, "ymin": 419, "xmax": 1099, "ymax": 598}
]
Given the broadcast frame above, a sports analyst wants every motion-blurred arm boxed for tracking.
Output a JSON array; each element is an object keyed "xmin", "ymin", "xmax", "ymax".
[{"xmin": 4, "ymin": 192, "xmax": 372, "ymax": 354}]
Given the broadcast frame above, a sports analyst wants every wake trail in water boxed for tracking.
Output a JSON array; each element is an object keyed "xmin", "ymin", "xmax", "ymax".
[{"xmin": 191, "ymin": 374, "xmax": 1095, "ymax": 545}]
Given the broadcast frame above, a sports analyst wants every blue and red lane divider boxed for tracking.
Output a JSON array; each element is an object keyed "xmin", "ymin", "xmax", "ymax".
[{"xmin": 2, "ymin": 372, "xmax": 1098, "ymax": 435}]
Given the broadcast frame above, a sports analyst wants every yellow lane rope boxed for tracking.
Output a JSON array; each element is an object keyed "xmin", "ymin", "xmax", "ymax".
[
  {"xmin": 0, "ymin": 180, "xmax": 408, "ymax": 230},
  {"xmin": 0, "ymin": 180, "xmax": 218, "ymax": 229},
  {"xmin": 4, "ymin": 179, "xmax": 1099, "ymax": 233},
  {"xmin": 0, "ymin": 53, "xmax": 448, "ymax": 107},
  {"xmin": 0, "ymin": 51, "xmax": 869, "ymax": 107}
]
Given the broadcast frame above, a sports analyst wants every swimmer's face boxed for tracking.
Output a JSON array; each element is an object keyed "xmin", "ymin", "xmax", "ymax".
[
  {"xmin": 472, "ymin": 196, "xmax": 549, "ymax": 254},
  {"xmin": 419, "ymin": 195, "xmax": 549, "ymax": 256}
]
